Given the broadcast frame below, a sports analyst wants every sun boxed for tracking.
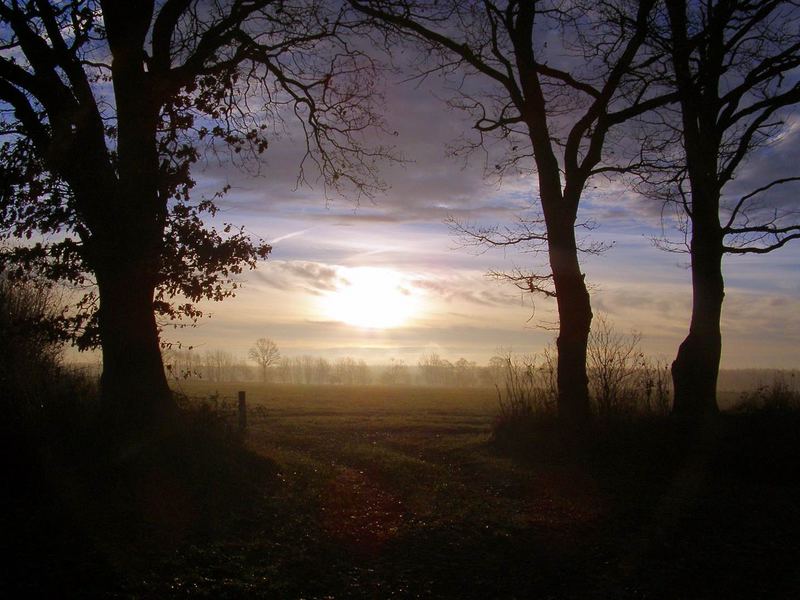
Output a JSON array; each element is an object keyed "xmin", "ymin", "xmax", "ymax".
[{"xmin": 324, "ymin": 267, "xmax": 418, "ymax": 329}]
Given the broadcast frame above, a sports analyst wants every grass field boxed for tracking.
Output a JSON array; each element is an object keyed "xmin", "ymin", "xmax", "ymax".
[{"xmin": 6, "ymin": 382, "xmax": 800, "ymax": 598}]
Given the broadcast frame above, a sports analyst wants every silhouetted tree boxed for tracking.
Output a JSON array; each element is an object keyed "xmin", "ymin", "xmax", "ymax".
[
  {"xmin": 352, "ymin": 0, "xmax": 672, "ymax": 428},
  {"xmin": 248, "ymin": 337, "xmax": 280, "ymax": 382},
  {"xmin": 485, "ymin": 355, "xmax": 508, "ymax": 388},
  {"xmin": 652, "ymin": 0, "xmax": 800, "ymax": 415},
  {"xmin": 313, "ymin": 356, "xmax": 334, "ymax": 384},
  {"xmin": 204, "ymin": 349, "xmax": 241, "ymax": 382},
  {"xmin": 0, "ymin": 1, "xmax": 384, "ymax": 427}
]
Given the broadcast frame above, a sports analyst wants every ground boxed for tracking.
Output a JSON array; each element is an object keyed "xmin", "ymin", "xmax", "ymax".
[{"xmin": 4, "ymin": 382, "xmax": 800, "ymax": 598}]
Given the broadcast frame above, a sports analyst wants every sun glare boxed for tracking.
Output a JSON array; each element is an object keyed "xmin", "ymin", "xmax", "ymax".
[{"xmin": 324, "ymin": 268, "xmax": 419, "ymax": 329}]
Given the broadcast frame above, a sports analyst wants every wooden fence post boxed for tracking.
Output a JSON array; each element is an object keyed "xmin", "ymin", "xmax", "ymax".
[{"xmin": 238, "ymin": 391, "xmax": 247, "ymax": 434}]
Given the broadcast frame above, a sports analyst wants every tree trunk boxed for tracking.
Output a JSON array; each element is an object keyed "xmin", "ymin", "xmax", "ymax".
[
  {"xmin": 549, "ymin": 219, "xmax": 593, "ymax": 427},
  {"xmin": 526, "ymin": 110, "xmax": 594, "ymax": 428},
  {"xmin": 96, "ymin": 263, "xmax": 175, "ymax": 430},
  {"xmin": 93, "ymin": 4, "xmax": 174, "ymax": 429},
  {"xmin": 671, "ymin": 210, "xmax": 723, "ymax": 416},
  {"xmin": 666, "ymin": 0, "xmax": 723, "ymax": 417}
]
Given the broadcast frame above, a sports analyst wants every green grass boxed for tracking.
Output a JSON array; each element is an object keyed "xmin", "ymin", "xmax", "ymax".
[{"xmin": 6, "ymin": 382, "xmax": 800, "ymax": 598}]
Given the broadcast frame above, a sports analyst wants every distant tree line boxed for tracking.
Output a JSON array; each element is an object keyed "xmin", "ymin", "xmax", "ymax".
[
  {"xmin": 164, "ymin": 345, "xmax": 498, "ymax": 388},
  {"xmin": 164, "ymin": 336, "xmax": 670, "ymax": 401}
]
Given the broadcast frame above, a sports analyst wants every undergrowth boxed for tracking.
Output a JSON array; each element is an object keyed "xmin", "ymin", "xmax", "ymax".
[{"xmin": 735, "ymin": 372, "xmax": 800, "ymax": 413}]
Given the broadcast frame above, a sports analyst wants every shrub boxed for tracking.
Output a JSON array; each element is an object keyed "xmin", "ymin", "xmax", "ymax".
[
  {"xmin": 736, "ymin": 372, "xmax": 800, "ymax": 413},
  {"xmin": 0, "ymin": 276, "xmax": 70, "ymax": 415},
  {"xmin": 637, "ymin": 357, "xmax": 672, "ymax": 416},
  {"xmin": 491, "ymin": 350, "xmax": 557, "ymax": 443},
  {"xmin": 588, "ymin": 314, "xmax": 644, "ymax": 416},
  {"xmin": 588, "ymin": 315, "xmax": 672, "ymax": 417},
  {"xmin": 491, "ymin": 320, "xmax": 676, "ymax": 444}
]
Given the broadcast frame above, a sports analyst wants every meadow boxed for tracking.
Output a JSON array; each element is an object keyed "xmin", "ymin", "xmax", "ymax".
[{"xmin": 5, "ymin": 380, "xmax": 800, "ymax": 598}]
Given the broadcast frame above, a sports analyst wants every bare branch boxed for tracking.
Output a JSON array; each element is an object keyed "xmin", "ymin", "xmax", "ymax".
[{"xmin": 724, "ymin": 176, "xmax": 800, "ymax": 231}]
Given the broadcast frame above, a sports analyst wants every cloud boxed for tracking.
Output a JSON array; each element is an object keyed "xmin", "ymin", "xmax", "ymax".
[
  {"xmin": 251, "ymin": 260, "xmax": 346, "ymax": 295},
  {"xmin": 592, "ymin": 286, "xmax": 690, "ymax": 328},
  {"xmin": 250, "ymin": 258, "xmax": 525, "ymax": 309},
  {"xmin": 184, "ymin": 67, "xmax": 544, "ymax": 228},
  {"xmin": 270, "ymin": 227, "xmax": 315, "ymax": 244},
  {"xmin": 410, "ymin": 275, "xmax": 525, "ymax": 308},
  {"xmin": 153, "ymin": 36, "xmax": 799, "ymax": 372}
]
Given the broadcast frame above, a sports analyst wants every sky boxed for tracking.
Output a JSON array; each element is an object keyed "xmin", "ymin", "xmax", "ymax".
[
  {"xmin": 0, "ymin": 2, "xmax": 788, "ymax": 372},
  {"xmin": 143, "ymin": 59, "xmax": 800, "ymax": 372}
]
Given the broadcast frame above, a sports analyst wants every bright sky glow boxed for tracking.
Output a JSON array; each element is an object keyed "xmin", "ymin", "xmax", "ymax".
[
  {"xmin": 322, "ymin": 267, "xmax": 422, "ymax": 329},
  {"xmin": 140, "ymin": 59, "xmax": 800, "ymax": 370}
]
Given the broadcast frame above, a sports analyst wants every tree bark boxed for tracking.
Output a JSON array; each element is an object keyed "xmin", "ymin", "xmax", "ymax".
[
  {"xmin": 96, "ymin": 260, "xmax": 175, "ymax": 429},
  {"xmin": 671, "ymin": 207, "xmax": 723, "ymax": 416},
  {"xmin": 549, "ymin": 218, "xmax": 593, "ymax": 427},
  {"xmin": 525, "ymin": 100, "xmax": 594, "ymax": 428},
  {"xmin": 87, "ymin": 2, "xmax": 176, "ymax": 429},
  {"xmin": 666, "ymin": 0, "xmax": 723, "ymax": 417}
]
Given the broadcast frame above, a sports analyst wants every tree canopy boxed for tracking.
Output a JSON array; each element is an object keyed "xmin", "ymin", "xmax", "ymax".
[
  {"xmin": 0, "ymin": 0, "xmax": 386, "ymax": 424},
  {"xmin": 645, "ymin": 0, "xmax": 800, "ymax": 414}
]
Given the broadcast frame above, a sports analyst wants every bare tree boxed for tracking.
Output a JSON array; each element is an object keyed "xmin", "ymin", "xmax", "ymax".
[
  {"xmin": 203, "ymin": 349, "xmax": 237, "ymax": 382},
  {"xmin": 317, "ymin": 357, "xmax": 336, "ymax": 384},
  {"xmin": 163, "ymin": 347, "xmax": 201, "ymax": 381},
  {"xmin": 380, "ymin": 358, "xmax": 411, "ymax": 385},
  {"xmin": 0, "ymin": 1, "xmax": 385, "ymax": 427},
  {"xmin": 651, "ymin": 0, "xmax": 800, "ymax": 415},
  {"xmin": 248, "ymin": 337, "xmax": 280, "ymax": 382},
  {"xmin": 334, "ymin": 356, "xmax": 359, "ymax": 384},
  {"xmin": 454, "ymin": 357, "xmax": 478, "ymax": 387},
  {"xmin": 351, "ymin": 0, "xmax": 673, "ymax": 428},
  {"xmin": 332, "ymin": 356, "xmax": 372, "ymax": 385},
  {"xmin": 418, "ymin": 351, "xmax": 454, "ymax": 386}
]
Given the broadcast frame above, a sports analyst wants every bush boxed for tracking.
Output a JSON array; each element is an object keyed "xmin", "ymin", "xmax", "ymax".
[
  {"xmin": 736, "ymin": 372, "xmax": 800, "ymax": 413},
  {"xmin": 0, "ymin": 276, "xmax": 75, "ymax": 417},
  {"xmin": 588, "ymin": 315, "xmax": 672, "ymax": 417},
  {"xmin": 491, "ymin": 349, "xmax": 557, "ymax": 443},
  {"xmin": 495, "ymin": 351, "xmax": 557, "ymax": 415},
  {"xmin": 637, "ymin": 357, "xmax": 672, "ymax": 416},
  {"xmin": 492, "ymin": 316, "xmax": 674, "ymax": 445}
]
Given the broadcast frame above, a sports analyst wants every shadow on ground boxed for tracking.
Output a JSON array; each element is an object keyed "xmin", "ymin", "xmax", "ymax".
[{"xmin": 4, "ymin": 401, "xmax": 800, "ymax": 598}]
